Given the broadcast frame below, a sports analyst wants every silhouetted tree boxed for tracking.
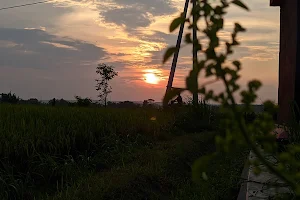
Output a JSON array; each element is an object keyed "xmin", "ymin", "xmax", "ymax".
[
  {"xmin": 57, "ymin": 99, "xmax": 70, "ymax": 106},
  {"xmin": 143, "ymin": 99, "xmax": 155, "ymax": 107},
  {"xmin": 75, "ymin": 96, "xmax": 92, "ymax": 107},
  {"xmin": 51, "ymin": 98, "xmax": 56, "ymax": 106},
  {"xmin": 27, "ymin": 98, "xmax": 40, "ymax": 105},
  {"xmin": 48, "ymin": 98, "xmax": 70, "ymax": 106},
  {"xmin": 96, "ymin": 63, "xmax": 118, "ymax": 107},
  {"xmin": 0, "ymin": 92, "xmax": 19, "ymax": 104}
]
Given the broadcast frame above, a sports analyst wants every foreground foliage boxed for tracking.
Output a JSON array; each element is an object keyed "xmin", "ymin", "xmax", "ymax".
[{"xmin": 164, "ymin": 0, "xmax": 300, "ymax": 197}]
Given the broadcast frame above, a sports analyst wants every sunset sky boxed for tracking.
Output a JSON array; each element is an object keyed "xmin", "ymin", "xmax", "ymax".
[{"xmin": 0, "ymin": 0, "xmax": 280, "ymax": 103}]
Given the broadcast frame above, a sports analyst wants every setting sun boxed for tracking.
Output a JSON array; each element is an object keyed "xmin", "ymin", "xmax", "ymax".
[{"xmin": 144, "ymin": 73, "xmax": 159, "ymax": 84}]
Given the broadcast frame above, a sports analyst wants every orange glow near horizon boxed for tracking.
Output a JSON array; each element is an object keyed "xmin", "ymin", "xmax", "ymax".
[{"xmin": 144, "ymin": 73, "xmax": 160, "ymax": 84}]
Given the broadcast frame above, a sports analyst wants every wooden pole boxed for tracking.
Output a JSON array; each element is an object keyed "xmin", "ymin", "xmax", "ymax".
[
  {"xmin": 166, "ymin": 0, "xmax": 190, "ymax": 93},
  {"xmin": 192, "ymin": 0, "xmax": 198, "ymax": 106},
  {"xmin": 270, "ymin": 0, "xmax": 300, "ymax": 123}
]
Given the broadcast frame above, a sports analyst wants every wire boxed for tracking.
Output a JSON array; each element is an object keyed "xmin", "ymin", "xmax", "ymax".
[{"xmin": 0, "ymin": 0, "xmax": 53, "ymax": 11}]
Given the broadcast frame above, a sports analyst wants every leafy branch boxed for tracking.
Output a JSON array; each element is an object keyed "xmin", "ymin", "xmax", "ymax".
[{"xmin": 163, "ymin": 0, "xmax": 300, "ymax": 196}]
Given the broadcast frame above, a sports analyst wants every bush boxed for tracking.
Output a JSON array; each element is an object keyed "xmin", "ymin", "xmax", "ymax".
[
  {"xmin": 173, "ymin": 101, "xmax": 218, "ymax": 133},
  {"xmin": 243, "ymin": 112, "xmax": 257, "ymax": 124}
]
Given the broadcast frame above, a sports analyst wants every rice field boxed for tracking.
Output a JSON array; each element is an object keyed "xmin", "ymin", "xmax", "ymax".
[
  {"xmin": 0, "ymin": 104, "xmax": 248, "ymax": 200},
  {"xmin": 0, "ymin": 105, "xmax": 172, "ymax": 158}
]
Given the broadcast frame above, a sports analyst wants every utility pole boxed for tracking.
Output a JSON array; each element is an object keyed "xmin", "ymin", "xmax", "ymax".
[
  {"xmin": 166, "ymin": 0, "xmax": 190, "ymax": 93},
  {"xmin": 166, "ymin": 0, "xmax": 198, "ymax": 106}
]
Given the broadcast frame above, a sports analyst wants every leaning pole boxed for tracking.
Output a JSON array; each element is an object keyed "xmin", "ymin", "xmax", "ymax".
[
  {"xmin": 166, "ymin": 0, "xmax": 198, "ymax": 106},
  {"xmin": 192, "ymin": 0, "xmax": 198, "ymax": 106},
  {"xmin": 166, "ymin": 0, "xmax": 189, "ymax": 93}
]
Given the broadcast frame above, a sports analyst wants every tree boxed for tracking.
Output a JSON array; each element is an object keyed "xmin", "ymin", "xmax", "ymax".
[
  {"xmin": 27, "ymin": 98, "xmax": 40, "ymax": 105},
  {"xmin": 75, "ymin": 96, "xmax": 92, "ymax": 107},
  {"xmin": 95, "ymin": 63, "xmax": 118, "ymax": 107},
  {"xmin": 0, "ymin": 92, "xmax": 19, "ymax": 104},
  {"xmin": 48, "ymin": 98, "xmax": 70, "ymax": 106},
  {"xmin": 143, "ymin": 99, "xmax": 155, "ymax": 107}
]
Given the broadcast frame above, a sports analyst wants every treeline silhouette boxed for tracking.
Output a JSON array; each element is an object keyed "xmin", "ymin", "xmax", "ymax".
[{"xmin": 0, "ymin": 92, "xmax": 157, "ymax": 108}]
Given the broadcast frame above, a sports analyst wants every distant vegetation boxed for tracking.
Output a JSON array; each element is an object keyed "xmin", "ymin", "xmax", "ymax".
[
  {"xmin": 74, "ymin": 96, "xmax": 93, "ymax": 107},
  {"xmin": 0, "ymin": 92, "xmax": 19, "ymax": 104},
  {"xmin": 0, "ymin": 92, "xmax": 165, "ymax": 109},
  {"xmin": 107, "ymin": 101, "xmax": 140, "ymax": 108}
]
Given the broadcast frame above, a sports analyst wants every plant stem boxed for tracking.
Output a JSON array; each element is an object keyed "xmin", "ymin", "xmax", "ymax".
[{"xmin": 221, "ymin": 75, "xmax": 295, "ymax": 189}]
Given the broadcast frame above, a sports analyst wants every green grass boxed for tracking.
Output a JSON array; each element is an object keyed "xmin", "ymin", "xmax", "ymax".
[
  {"xmin": 0, "ymin": 104, "xmax": 248, "ymax": 200},
  {"xmin": 49, "ymin": 133, "xmax": 248, "ymax": 200}
]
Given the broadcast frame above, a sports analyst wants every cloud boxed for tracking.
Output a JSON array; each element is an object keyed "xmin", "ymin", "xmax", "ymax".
[
  {"xmin": 0, "ymin": 40, "xmax": 18, "ymax": 48},
  {"xmin": 134, "ymin": 30, "xmax": 177, "ymax": 44},
  {"xmin": 40, "ymin": 41, "xmax": 78, "ymax": 51},
  {"xmin": 0, "ymin": 27, "xmax": 109, "ymax": 100},
  {"xmin": 0, "ymin": 28, "xmax": 107, "ymax": 69},
  {"xmin": 111, "ymin": 0, "xmax": 176, "ymax": 16},
  {"xmin": 103, "ymin": 7, "xmax": 153, "ymax": 29},
  {"xmin": 101, "ymin": 0, "xmax": 177, "ymax": 31}
]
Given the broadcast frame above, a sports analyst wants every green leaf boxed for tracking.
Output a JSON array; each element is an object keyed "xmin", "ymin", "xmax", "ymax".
[
  {"xmin": 203, "ymin": 3, "xmax": 213, "ymax": 16},
  {"xmin": 163, "ymin": 88, "xmax": 185, "ymax": 107},
  {"xmin": 248, "ymin": 80, "xmax": 262, "ymax": 91},
  {"xmin": 169, "ymin": 16, "xmax": 185, "ymax": 32},
  {"xmin": 192, "ymin": 153, "xmax": 216, "ymax": 183},
  {"xmin": 198, "ymin": 87, "xmax": 206, "ymax": 94},
  {"xmin": 196, "ymin": 60, "xmax": 205, "ymax": 71},
  {"xmin": 202, "ymin": 172, "xmax": 208, "ymax": 181},
  {"xmin": 214, "ymin": 6, "xmax": 223, "ymax": 15},
  {"xmin": 232, "ymin": 40, "xmax": 240, "ymax": 46},
  {"xmin": 226, "ymin": 42, "xmax": 233, "ymax": 54},
  {"xmin": 218, "ymin": 54, "xmax": 226, "ymax": 63},
  {"xmin": 232, "ymin": 60, "xmax": 241, "ymax": 70},
  {"xmin": 163, "ymin": 47, "xmax": 178, "ymax": 64},
  {"xmin": 231, "ymin": 0, "xmax": 249, "ymax": 11},
  {"xmin": 234, "ymin": 23, "xmax": 246, "ymax": 32},
  {"xmin": 216, "ymin": 18, "xmax": 224, "ymax": 29},
  {"xmin": 205, "ymin": 90, "xmax": 214, "ymax": 100},
  {"xmin": 186, "ymin": 69, "xmax": 199, "ymax": 93},
  {"xmin": 205, "ymin": 48, "xmax": 217, "ymax": 59},
  {"xmin": 221, "ymin": 1, "xmax": 229, "ymax": 8},
  {"xmin": 186, "ymin": 76, "xmax": 197, "ymax": 93},
  {"xmin": 185, "ymin": 33, "xmax": 192, "ymax": 44},
  {"xmin": 205, "ymin": 63, "xmax": 215, "ymax": 77},
  {"xmin": 192, "ymin": 41, "xmax": 202, "ymax": 52}
]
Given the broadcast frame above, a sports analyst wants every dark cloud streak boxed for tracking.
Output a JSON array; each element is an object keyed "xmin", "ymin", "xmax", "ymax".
[
  {"xmin": 101, "ymin": 0, "xmax": 176, "ymax": 31},
  {"xmin": 0, "ymin": 28, "xmax": 107, "ymax": 69}
]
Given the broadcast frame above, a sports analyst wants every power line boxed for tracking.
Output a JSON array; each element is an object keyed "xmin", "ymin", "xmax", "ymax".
[{"xmin": 0, "ymin": 0, "xmax": 53, "ymax": 11}]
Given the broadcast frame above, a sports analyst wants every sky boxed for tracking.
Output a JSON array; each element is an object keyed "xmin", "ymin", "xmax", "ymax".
[{"xmin": 0, "ymin": 0, "xmax": 280, "ymax": 102}]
